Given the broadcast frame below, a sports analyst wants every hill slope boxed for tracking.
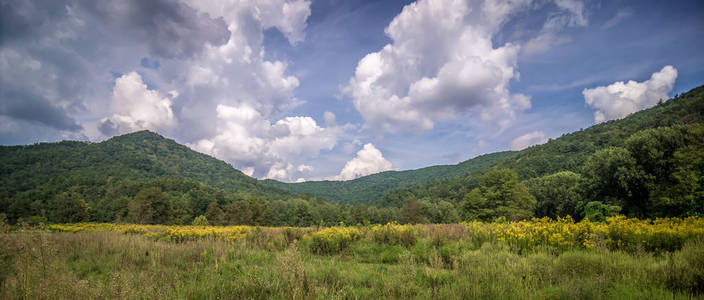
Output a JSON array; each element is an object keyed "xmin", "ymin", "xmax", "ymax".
[
  {"xmin": 264, "ymin": 151, "xmax": 516, "ymax": 205},
  {"xmin": 0, "ymin": 130, "xmax": 285, "ymax": 195},
  {"xmin": 0, "ymin": 131, "xmax": 294, "ymax": 223},
  {"xmin": 267, "ymin": 85, "xmax": 704, "ymax": 207},
  {"xmin": 382, "ymin": 85, "xmax": 704, "ymax": 208}
]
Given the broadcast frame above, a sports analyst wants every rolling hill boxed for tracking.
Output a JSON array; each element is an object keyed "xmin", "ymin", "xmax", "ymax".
[
  {"xmin": 381, "ymin": 85, "xmax": 704, "ymax": 209},
  {"xmin": 266, "ymin": 85, "xmax": 704, "ymax": 208},
  {"xmin": 264, "ymin": 151, "xmax": 516, "ymax": 205},
  {"xmin": 2, "ymin": 85, "xmax": 702, "ymax": 225},
  {"xmin": 0, "ymin": 130, "xmax": 297, "ymax": 223}
]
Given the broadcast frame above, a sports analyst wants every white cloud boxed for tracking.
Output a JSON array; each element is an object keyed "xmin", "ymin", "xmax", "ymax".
[
  {"xmin": 510, "ymin": 131, "xmax": 548, "ymax": 151},
  {"xmin": 344, "ymin": 0, "xmax": 586, "ymax": 133},
  {"xmin": 241, "ymin": 167, "xmax": 255, "ymax": 177},
  {"xmin": 188, "ymin": 103, "xmax": 339, "ymax": 182},
  {"xmin": 99, "ymin": 72, "xmax": 177, "ymax": 135},
  {"xmin": 153, "ymin": 0, "xmax": 314, "ymax": 151},
  {"xmin": 333, "ymin": 143, "xmax": 393, "ymax": 181},
  {"xmin": 522, "ymin": 0, "xmax": 588, "ymax": 56},
  {"xmin": 582, "ymin": 65, "xmax": 677, "ymax": 123},
  {"xmin": 602, "ymin": 7, "xmax": 633, "ymax": 29},
  {"xmin": 158, "ymin": 0, "xmax": 334, "ymax": 181}
]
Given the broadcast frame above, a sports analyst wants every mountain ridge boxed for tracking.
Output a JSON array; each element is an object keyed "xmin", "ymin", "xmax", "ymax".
[
  {"xmin": 263, "ymin": 151, "xmax": 516, "ymax": 205},
  {"xmin": 265, "ymin": 85, "xmax": 704, "ymax": 206}
]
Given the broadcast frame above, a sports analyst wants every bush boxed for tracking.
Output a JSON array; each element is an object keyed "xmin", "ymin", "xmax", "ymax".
[
  {"xmin": 369, "ymin": 222, "xmax": 417, "ymax": 247},
  {"xmin": 310, "ymin": 227, "xmax": 362, "ymax": 255},
  {"xmin": 192, "ymin": 215, "xmax": 209, "ymax": 226},
  {"xmin": 584, "ymin": 201, "xmax": 621, "ymax": 222},
  {"xmin": 666, "ymin": 239, "xmax": 704, "ymax": 294},
  {"xmin": 284, "ymin": 227, "xmax": 306, "ymax": 245}
]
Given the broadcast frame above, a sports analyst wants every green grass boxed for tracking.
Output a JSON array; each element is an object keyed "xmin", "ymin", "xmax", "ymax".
[{"xmin": 2, "ymin": 228, "xmax": 704, "ymax": 299}]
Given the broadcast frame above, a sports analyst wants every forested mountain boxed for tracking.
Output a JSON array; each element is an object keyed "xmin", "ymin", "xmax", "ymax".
[
  {"xmin": 1, "ymin": 131, "xmax": 279, "ymax": 196},
  {"xmin": 263, "ymin": 151, "xmax": 516, "ymax": 205},
  {"xmin": 268, "ymin": 86, "xmax": 704, "ymax": 213},
  {"xmin": 381, "ymin": 85, "xmax": 704, "ymax": 220},
  {"xmin": 0, "ymin": 131, "xmax": 319, "ymax": 225},
  {"xmin": 2, "ymin": 86, "xmax": 703, "ymax": 226}
]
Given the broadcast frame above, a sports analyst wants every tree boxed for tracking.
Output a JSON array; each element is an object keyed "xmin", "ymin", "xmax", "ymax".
[
  {"xmin": 433, "ymin": 200, "xmax": 460, "ymax": 224},
  {"xmin": 653, "ymin": 142, "xmax": 704, "ymax": 216},
  {"xmin": 127, "ymin": 198, "xmax": 153, "ymax": 224},
  {"xmin": 205, "ymin": 202, "xmax": 225, "ymax": 226},
  {"xmin": 400, "ymin": 198, "xmax": 427, "ymax": 224},
  {"xmin": 47, "ymin": 188, "xmax": 90, "ymax": 223},
  {"xmin": 525, "ymin": 171, "xmax": 585, "ymax": 219},
  {"xmin": 626, "ymin": 125, "xmax": 704, "ymax": 217},
  {"xmin": 225, "ymin": 200, "xmax": 253, "ymax": 225},
  {"xmin": 461, "ymin": 168, "xmax": 536, "ymax": 221},
  {"xmin": 192, "ymin": 215, "xmax": 209, "ymax": 226},
  {"xmin": 584, "ymin": 201, "xmax": 621, "ymax": 222},
  {"xmin": 582, "ymin": 147, "xmax": 652, "ymax": 217},
  {"xmin": 128, "ymin": 187, "xmax": 172, "ymax": 224}
]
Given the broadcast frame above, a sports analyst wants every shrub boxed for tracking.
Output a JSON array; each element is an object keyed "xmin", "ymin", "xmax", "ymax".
[
  {"xmin": 283, "ymin": 227, "xmax": 305, "ymax": 244},
  {"xmin": 369, "ymin": 222, "xmax": 417, "ymax": 247},
  {"xmin": 192, "ymin": 215, "xmax": 209, "ymax": 226},
  {"xmin": 666, "ymin": 238, "xmax": 704, "ymax": 295},
  {"xmin": 309, "ymin": 227, "xmax": 362, "ymax": 255},
  {"xmin": 584, "ymin": 201, "xmax": 621, "ymax": 222}
]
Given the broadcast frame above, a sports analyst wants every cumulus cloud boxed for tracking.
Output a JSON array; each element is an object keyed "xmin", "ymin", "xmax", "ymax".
[
  {"xmin": 343, "ymin": 0, "xmax": 587, "ymax": 133},
  {"xmin": 0, "ymin": 0, "xmax": 332, "ymax": 179},
  {"xmin": 166, "ymin": 0, "xmax": 312, "ymax": 144},
  {"xmin": 333, "ymin": 143, "xmax": 393, "ymax": 181},
  {"xmin": 0, "ymin": 0, "xmax": 233, "ymax": 139},
  {"xmin": 188, "ymin": 103, "xmax": 339, "ymax": 181},
  {"xmin": 582, "ymin": 65, "xmax": 677, "ymax": 123},
  {"xmin": 509, "ymin": 131, "xmax": 548, "ymax": 151},
  {"xmin": 99, "ymin": 72, "xmax": 177, "ymax": 135}
]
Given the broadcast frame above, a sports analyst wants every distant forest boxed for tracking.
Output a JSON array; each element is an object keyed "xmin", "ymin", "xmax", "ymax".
[{"xmin": 1, "ymin": 86, "xmax": 703, "ymax": 226}]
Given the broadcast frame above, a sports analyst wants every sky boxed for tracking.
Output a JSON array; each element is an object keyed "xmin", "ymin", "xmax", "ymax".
[{"xmin": 1, "ymin": 0, "xmax": 703, "ymax": 182}]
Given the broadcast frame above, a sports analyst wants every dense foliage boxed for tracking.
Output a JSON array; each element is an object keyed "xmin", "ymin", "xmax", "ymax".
[
  {"xmin": 0, "ymin": 131, "xmax": 356, "ymax": 226},
  {"xmin": 1, "ymin": 86, "xmax": 703, "ymax": 225},
  {"xmin": 380, "ymin": 86, "xmax": 704, "ymax": 221},
  {"xmin": 264, "ymin": 151, "xmax": 515, "ymax": 205}
]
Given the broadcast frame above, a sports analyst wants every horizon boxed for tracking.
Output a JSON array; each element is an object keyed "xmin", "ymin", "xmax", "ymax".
[{"xmin": 2, "ymin": 0, "xmax": 704, "ymax": 182}]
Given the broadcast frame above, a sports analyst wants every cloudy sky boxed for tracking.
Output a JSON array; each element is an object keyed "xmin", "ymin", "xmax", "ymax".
[{"xmin": 2, "ymin": 0, "xmax": 703, "ymax": 182}]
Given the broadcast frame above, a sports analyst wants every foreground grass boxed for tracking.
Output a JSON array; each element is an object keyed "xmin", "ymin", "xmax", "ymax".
[{"xmin": 1, "ymin": 221, "xmax": 703, "ymax": 299}]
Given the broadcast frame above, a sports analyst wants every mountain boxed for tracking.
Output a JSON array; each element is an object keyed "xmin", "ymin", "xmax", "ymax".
[
  {"xmin": 1, "ymin": 130, "xmax": 283, "ymax": 195},
  {"xmin": 267, "ymin": 85, "xmax": 704, "ymax": 211},
  {"xmin": 0, "ymin": 131, "xmax": 295, "ymax": 223},
  {"xmin": 381, "ymin": 85, "xmax": 704, "ymax": 212},
  {"xmin": 264, "ymin": 151, "xmax": 516, "ymax": 205},
  {"xmin": 2, "ymin": 85, "xmax": 702, "ymax": 225}
]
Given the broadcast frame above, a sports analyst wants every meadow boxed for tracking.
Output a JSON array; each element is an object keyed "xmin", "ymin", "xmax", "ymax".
[{"xmin": 2, "ymin": 217, "xmax": 704, "ymax": 299}]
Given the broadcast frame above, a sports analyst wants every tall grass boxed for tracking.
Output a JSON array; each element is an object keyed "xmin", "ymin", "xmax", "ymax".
[{"xmin": 1, "ymin": 219, "xmax": 703, "ymax": 299}]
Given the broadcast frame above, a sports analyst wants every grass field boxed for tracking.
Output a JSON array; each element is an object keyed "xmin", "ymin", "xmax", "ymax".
[{"xmin": 2, "ymin": 218, "xmax": 704, "ymax": 299}]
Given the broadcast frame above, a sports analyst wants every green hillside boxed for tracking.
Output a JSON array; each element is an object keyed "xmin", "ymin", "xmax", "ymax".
[
  {"xmin": 2, "ymin": 86, "xmax": 703, "ymax": 226},
  {"xmin": 268, "ymin": 87, "xmax": 704, "ymax": 209},
  {"xmin": 264, "ymin": 151, "xmax": 516, "ymax": 205},
  {"xmin": 1, "ymin": 131, "xmax": 279, "ymax": 195},
  {"xmin": 381, "ymin": 85, "xmax": 704, "ymax": 219},
  {"xmin": 0, "ymin": 131, "xmax": 302, "ymax": 224}
]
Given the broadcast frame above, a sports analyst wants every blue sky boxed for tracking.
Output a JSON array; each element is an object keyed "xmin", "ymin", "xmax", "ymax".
[{"xmin": 1, "ymin": 0, "xmax": 703, "ymax": 182}]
